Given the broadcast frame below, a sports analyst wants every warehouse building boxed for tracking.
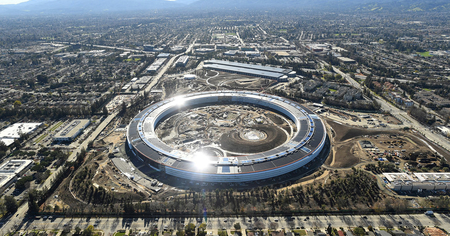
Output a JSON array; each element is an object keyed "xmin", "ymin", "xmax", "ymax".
[
  {"xmin": 0, "ymin": 122, "xmax": 42, "ymax": 146},
  {"xmin": 53, "ymin": 119, "xmax": 90, "ymax": 142},
  {"xmin": 0, "ymin": 160, "xmax": 33, "ymax": 176},
  {"xmin": 0, "ymin": 174, "xmax": 17, "ymax": 193},
  {"xmin": 184, "ymin": 74, "xmax": 196, "ymax": 80},
  {"xmin": 384, "ymin": 172, "xmax": 450, "ymax": 191},
  {"xmin": 203, "ymin": 60, "xmax": 295, "ymax": 81},
  {"xmin": 0, "ymin": 159, "xmax": 33, "ymax": 193},
  {"xmin": 146, "ymin": 58, "xmax": 167, "ymax": 73},
  {"xmin": 175, "ymin": 55, "xmax": 189, "ymax": 67},
  {"xmin": 143, "ymin": 45, "xmax": 155, "ymax": 51},
  {"xmin": 337, "ymin": 57, "xmax": 356, "ymax": 64}
]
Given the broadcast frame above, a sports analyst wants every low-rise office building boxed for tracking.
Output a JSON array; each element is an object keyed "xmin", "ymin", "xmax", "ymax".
[{"xmin": 53, "ymin": 119, "xmax": 90, "ymax": 142}]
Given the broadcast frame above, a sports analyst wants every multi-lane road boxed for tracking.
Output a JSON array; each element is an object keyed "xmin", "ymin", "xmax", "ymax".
[{"xmin": 5, "ymin": 213, "xmax": 450, "ymax": 236}]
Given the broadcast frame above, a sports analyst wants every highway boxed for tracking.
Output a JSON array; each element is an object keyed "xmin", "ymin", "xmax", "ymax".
[
  {"xmin": 6, "ymin": 213, "xmax": 450, "ymax": 236},
  {"xmin": 142, "ymin": 39, "xmax": 196, "ymax": 96},
  {"xmin": 333, "ymin": 66, "xmax": 362, "ymax": 89}
]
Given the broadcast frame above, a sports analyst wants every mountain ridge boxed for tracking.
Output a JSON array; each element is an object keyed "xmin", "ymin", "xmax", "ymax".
[{"xmin": 0, "ymin": 0, "xmax": 449, "ymax": 15}]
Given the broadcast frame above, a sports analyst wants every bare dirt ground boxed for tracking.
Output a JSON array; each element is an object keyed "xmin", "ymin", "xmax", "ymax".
[
  {"xmin": 331, "ymin": 142, "xmax": 362, "ymax": 168},
  {"xmin": 324, "ymin": 119, "xmax": 448, "ymax": 169}
]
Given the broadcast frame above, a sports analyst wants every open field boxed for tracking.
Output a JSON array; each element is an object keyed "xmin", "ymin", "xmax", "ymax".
[
  {"xmin": 325, "ymin": 119, "xmax": 450, "ymax": 170},
  {"xmin": 418, "ymin": 51, "xmax": 433, "ymax": 57}
]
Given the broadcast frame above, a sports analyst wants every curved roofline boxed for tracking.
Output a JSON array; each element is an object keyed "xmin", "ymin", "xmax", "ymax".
[{"xmin": 127, "ymin": 91, "xmax": 327, "ymax": 176}]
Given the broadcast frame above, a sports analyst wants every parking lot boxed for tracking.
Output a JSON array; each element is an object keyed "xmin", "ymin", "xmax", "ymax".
[{"xmin": 7, "ymin": 213, "xmax": 450, "ymax": 236}]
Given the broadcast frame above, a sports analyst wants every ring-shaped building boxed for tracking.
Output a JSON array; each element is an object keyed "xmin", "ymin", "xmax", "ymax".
[{"xmin": 126, "ymin": 91, "xmax": 328, "ymax": 183}]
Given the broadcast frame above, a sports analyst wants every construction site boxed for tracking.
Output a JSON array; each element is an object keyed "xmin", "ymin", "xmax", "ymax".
[{"xmin": 155, "ymin": 104, "xmax": 294, "ymax": 156}]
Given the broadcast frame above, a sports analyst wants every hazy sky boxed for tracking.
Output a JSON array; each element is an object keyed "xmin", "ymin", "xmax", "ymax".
[{"xmin": 0, "ymin": 0, "xmax": 29, "ymax": 5}]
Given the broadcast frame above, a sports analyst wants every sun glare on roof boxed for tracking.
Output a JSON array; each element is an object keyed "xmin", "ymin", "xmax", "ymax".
[
  {"xmin": 192, "ymin": 152, "xmax": 210, "ymax": 170},
  {"xmin": 173, "ymin": 96, "xmax": 185, "ymax": 107}
]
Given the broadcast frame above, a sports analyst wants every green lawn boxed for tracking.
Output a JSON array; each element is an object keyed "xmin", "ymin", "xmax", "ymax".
[
  {"xmin": 49, "ymin": 121, "xmax": 64, "ymax": 131},
  {"xmin": 114, "ymin": 233, "xmax": 126, "ymax": 236},
  {"xmin": 36, "ymin": 121, "xmax": 63, "ymax": 143},
  {"xmin": 293, "ymin": 230, "xmax": 307, "ymax": 235},
  {"xmin": 423, "ymin": 88, "xmax": 432, "ymax": 91},
  {"xmin": 279, "ymin": 29, "xmax": 287, "ymax": 33},
  {"xmin": 418, "ymin": 51, "xmax": 433, "ymax": 57},
  {"xmin": 329, "ymin": 88, "xmax": 337, "ymax": 92},
  {"xmin": 34, "ymin": 133, "xmax": 48, "ymax": 143}
]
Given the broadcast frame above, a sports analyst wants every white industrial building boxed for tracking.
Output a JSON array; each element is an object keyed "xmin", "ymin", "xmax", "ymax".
[
  {"xmin": 146, "ymin": 58, "xmax": 167, "ymax": 73},
  {"xmin": 184, "ymin": 74, "xmax": 196, "ymax": 80},
  {"xmin": 0, "ymin": 174, "xmax": 17, "ymax": 193},
  {"xmin": 53, "ymin": 119, "xmax": 90, "ymax": 142},
  {"xmin": 383, "ymin": 173, "xmax": 414, "ymax": 182},
  {"xmin": 0, "ymin": 122, "xmax": 42, "ymax": 146},
  {"xmin": 414, "ymin": 172, "xmax": 450, "ymax": 182},
  {"xmin": 203, "ymin": 60, "xmax": 295, "ymax": 81},
  {"xmin": 384, "ymin": 172, "xmax": 450, "ymax": 191},
  {"xmin": 0, "ymin": 160, "xmax": 33, "ymax": 176},
  {"xmin": 175, "ymin": 55, "xmax": 189, "ymax": 67},
  {"xmin": 0, "ymin": 160, "xmax": 34, "ymax": 193}
]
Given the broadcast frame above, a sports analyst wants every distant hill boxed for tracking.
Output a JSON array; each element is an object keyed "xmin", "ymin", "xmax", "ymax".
[
  {"xmin": 187, "ymin": 0, "xmax": 389, "ymax": 11},
  {"xmin": 0, "ymin": 0, "xmax": 449, "ymax": 15},
  {"xmin": 187, "ymin": 0, "xmax": 450, "ymax": 12},
  {"xmin": 356, "ymin": 0, "xmax": 450, "ymax": 12},
  {"xmin": 0, "ymin": 0, "xmax": 185, "ymax": 15}
]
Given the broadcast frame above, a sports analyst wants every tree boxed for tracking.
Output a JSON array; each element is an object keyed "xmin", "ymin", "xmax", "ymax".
[
  {"xmin": 234, "ymin": 223, "xmax": 241, "ymax": 230},
  {"xmin": 353, "ymin": 227, "xmax": 365, "ymax": 236},
  {"xmin": 13, "ymin": 139, "xmax": 21, "ymax": 150},
  {"xmin": 440, "ymin": 157, "xmax": 447, "ymax": 167},
  {"xmin": 82, "ymin": 225, "xmax": 95, "ymax": 236},
  {"xmin": 218, "ymin": 230, "xmax": 228, "ymax": 236},
  {"xmin": 37, "ymin": 74, "xmax": 49, "ymax": 84},
  {"xmin": 198, "ymin": 223, "xmax": 207, "ymax": 236},
  {"xmin": 28, "ymin": 190, "xmax": 40, "ymax": 214},
  {"xmin": 0, "ymin": 141, "xmax": 7, "ymax": 152},
  {"xmin": 102, "ymin": 106, "xmax": 109, "ymax": 116},
  {"xmin": 4, "ymin": 196, "xmax": 18, "ymax": 214},
  {"xmin": 119, "ymin": 102, "xmax": 127, "ymax": 116},
  {"xmin": 185, "ymin": 223, "xmax": 196, "ymax": 236},
  {"xmin": 326, "ymin": 224, "xmax": 332, "ymax": 235},
  {"xmin": 13, "ymin": 100, "xmax": 22, "ymax": 108}
]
